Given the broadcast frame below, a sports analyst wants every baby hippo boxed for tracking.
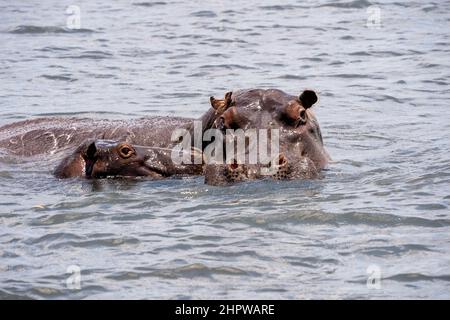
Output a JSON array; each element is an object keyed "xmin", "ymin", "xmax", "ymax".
[{"xmin": 54, "ymin": 139, "xmax": 202, "ymax": 179}]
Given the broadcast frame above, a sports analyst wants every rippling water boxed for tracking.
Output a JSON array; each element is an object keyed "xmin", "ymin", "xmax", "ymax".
[{"xmin": 0, "ymin": 0, "xmax": 449, "ymax": 299}]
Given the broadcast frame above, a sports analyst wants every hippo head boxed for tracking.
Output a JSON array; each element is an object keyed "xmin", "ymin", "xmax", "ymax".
[
  {"xmin": 203, "ymin": 89, "xmax": 330, "ymax": 185},
  {"xmin": 83, "ymin": 140, "xmax": 171, "ymax": 178},
  {"xmin": 54, "ymin": 140, "xmax": 175, "ymax": 179}
]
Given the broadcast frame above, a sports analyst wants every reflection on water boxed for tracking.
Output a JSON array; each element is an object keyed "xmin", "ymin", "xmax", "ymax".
[{"xmin": 0, "ymin": 0, "xmax": 449, "ymax": 299}]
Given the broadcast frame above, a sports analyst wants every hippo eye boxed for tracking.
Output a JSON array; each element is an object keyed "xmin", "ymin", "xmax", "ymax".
[
  {"xmin": 118, "ymin": 144, "xmax": 135, "ymax": 158},
  {"xmin": 216, "ymin": 117, "xmax": 226, "ymax": 130},
  {"xmin": 299, "ymin": 110, "xmax": 306, "ymax": 120}
]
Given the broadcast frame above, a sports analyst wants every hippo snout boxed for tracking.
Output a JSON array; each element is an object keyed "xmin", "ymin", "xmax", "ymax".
[
  {"xmin": 225, "ymin": 161, "xmax": 248, "ymax": 182},
  {"xmin": 270, "ymin": 154, "xmax": 289, "ymax": 180}
]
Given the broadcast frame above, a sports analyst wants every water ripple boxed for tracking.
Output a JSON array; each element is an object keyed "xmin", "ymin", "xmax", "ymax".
[
  {"xmin": 107, "ymin": 263, "xmax": 261, "ymax": 281},
  {"xmin": 318, "ymin": 0, "xmax": 372, "ymax": 9},
  {"xmin": 8, "ymin": 25, "xmax": 95, "ymax": 34},
  {"xmin": 133, "ymin": 2, "xmax": 167, "ymax": 7},
  {"xmin": 213, "ymin": 210, "xmax": 450, "ymax": 228}
]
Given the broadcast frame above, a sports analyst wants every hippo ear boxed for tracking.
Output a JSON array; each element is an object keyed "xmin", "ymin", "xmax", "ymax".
[
  {"xmin": 209, "ymin": 96, "xmax": 222, "ymax": 110},
  {"xmin": 85, "ymin": 141, "xmax": 97, "ymax": 160},
  {"xmin": 299, "ymin": 90, "xmax": 318, "ymax": 109},
  {"xmin": 224, "ymin": 91, "xmax": 234, "ymax": 108},
  {"xmin": 210, "ymin": 91, "xmax": 234, "ymax": 114},
  {"xmin": 80, "ymin": 141, "xmax": 97, "ymax": 178}
]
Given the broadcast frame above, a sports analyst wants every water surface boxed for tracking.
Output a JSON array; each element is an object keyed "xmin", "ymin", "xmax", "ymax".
[{"xmin": 0, "ymin": 0, "xmax": 449, "ymax": 299}]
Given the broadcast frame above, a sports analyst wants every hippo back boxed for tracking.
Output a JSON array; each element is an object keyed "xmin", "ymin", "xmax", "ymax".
[{"xmin": 0, "ymin": 116, "xmax": 193, "ymax": 157}]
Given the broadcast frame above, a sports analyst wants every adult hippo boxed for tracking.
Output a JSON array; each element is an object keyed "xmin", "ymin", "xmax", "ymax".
[
  {"xmin": 54, "ymin": 139, "xmax": 203, "ymax": 179},
  {"xmin": 201, "ymin": 89, "xmax": 331, "ymax": 185},
  {"xmin": 0, "ymin": 116, "xmax": 192, "ymax": 157}
]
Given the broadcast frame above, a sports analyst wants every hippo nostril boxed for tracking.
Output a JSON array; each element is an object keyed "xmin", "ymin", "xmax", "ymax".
[
  {"xmin": 229, "ymin": 161, "xmax": 239, "ymax": 170},
  {"xmin": 268, "ymin": 154, "xmax": 288, "ymax": 170},
  {"xmin": 278, "ymin": 154, "xmax": 288, "ymax": 167}
]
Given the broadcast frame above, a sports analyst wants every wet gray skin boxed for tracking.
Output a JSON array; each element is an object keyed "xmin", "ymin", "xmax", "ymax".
[
  {"xmin": 0, "ymin": 89, "xmax": 329, "ymax": 183},
  {"xmin": 54, "ymin": 139, "xmax": 203, "ymax": 179},
  {"xmin": 203, "ymin": 89, "xmax": 331, "ymax": 186},
  {"xmin": 0, "ymin": 116, "xmax": 192, "ymax": 157}
]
